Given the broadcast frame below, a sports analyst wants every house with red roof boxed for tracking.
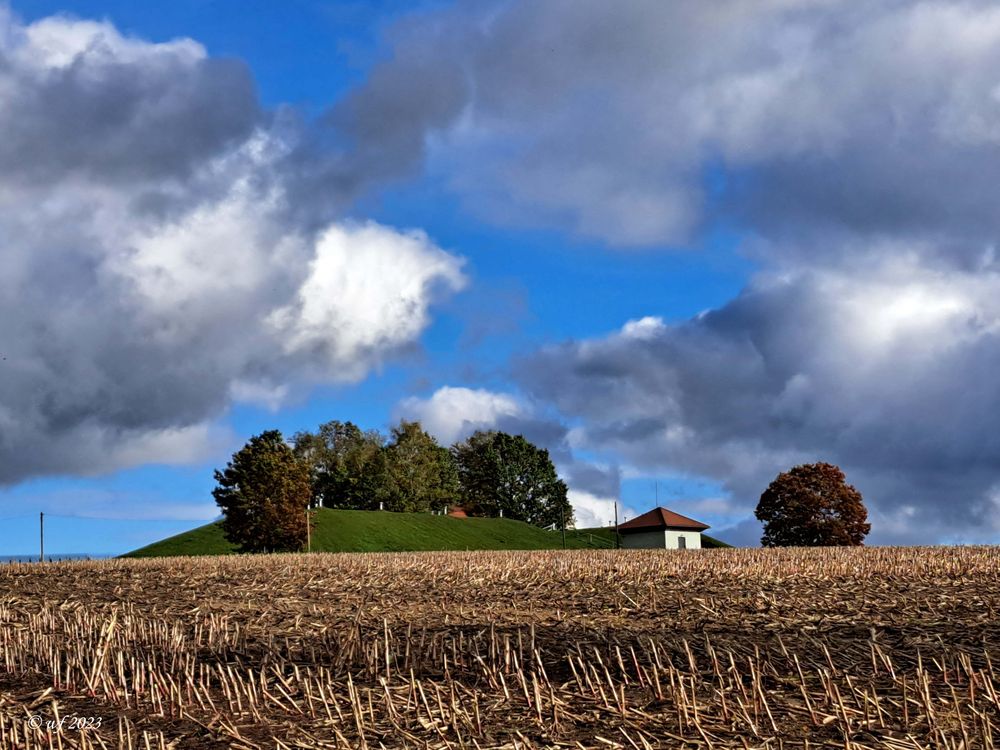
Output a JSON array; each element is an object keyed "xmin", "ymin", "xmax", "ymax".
[{"xmin": 618, "ymin": 506, "xmax": 710, "ymax": 549}]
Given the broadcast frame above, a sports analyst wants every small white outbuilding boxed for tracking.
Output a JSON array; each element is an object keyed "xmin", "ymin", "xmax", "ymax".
[{"xmin": 619, "ymin": 506, "xmax": 709, "ymax": 549}]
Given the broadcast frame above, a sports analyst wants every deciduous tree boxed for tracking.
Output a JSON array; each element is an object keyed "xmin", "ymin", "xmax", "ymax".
[
  {"xmin": 755, "ymin": 462, "xmax": 870, "ymax": 547},
  {"xmin": 452, "ymin": 430, "xmax": 573, "ymax": 528},
  {"xmin": 213, "ymin": 430, "xmax": 313, "ymax": 553},
  {"xmin": 382, "ymin": 421, "xmax": 460, "ymax": 512},
  {"xmin": 292, "ymin": 421, "xmax": 386, "ymax": 509}
]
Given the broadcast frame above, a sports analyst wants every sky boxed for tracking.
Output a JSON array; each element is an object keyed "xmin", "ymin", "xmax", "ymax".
[{"xmin": 2, "ymin": 0, "xmax": 1000, "ymax": 554}]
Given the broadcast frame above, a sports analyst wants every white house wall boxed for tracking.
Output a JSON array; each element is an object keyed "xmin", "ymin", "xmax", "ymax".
[
  {"xmin": 621, "ymin": 530, "xmax": 667, "ymax": 549},
  {"xmin": 622, "ymin": 529, "xmax": 703, "ymax": 549},
  {"xmin": 665, "ymin": 530, "xmax": 702, "ymax": 549}
]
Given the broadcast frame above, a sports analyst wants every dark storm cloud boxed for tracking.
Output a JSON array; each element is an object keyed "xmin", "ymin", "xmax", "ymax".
[
  {"xmin": 335, "ymin": 0, "xmax": 1000, "ymax": 250},
  {"xmin": 712, "ymin": 518, "xmax": 765, "ymax": 549},
  {"xmin": 329, "ymin": 26, "xmax": 469, "ymax": 187},
  {"xmin": 0, "ymin": 9, "xmax": 465, "ymax": 485},
  {"xmin": 0, "ymin": 30, "xmax": 258, "ymax": 186},
  {"xmin": 515, "ymin": 261, "xmax": 1000, "ymax": 543},
  {"xmin": 562, "ymin": 462, "xmax": 621, "ymax": 504},
  {"xmin": 339, "ymin": 0, "xmax": 1000, "ymax": 542},
  {"xmin": 8, "ymin": 0, "xmax": 1000, "ymax": 547}
]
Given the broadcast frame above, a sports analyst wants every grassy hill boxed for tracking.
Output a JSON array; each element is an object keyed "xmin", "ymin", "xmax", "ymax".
[
  {"xmin": 125, "ymin": 520, "xmax": 238, "ymax": 557},
  {"xmin": 123, "ymin": 509, "xmax": 733, "ymax": 557},
  {"xmin": 124, "ymin": 509, "xmax": 608, "ymax": 557},
  {"xmin": 700, "ymin": 533, "xmax": 732, "ymax": 548}
]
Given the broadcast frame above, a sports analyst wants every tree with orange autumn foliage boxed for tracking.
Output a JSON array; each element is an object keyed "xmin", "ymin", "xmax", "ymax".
[{"xmin": 756, "ymin": 462, "xmax": 870, "ymax": 547}]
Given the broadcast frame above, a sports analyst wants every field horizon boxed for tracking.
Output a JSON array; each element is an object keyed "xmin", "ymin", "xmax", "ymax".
[{"xmin": 122, "ymin": 507, "xmax": 733, "ymax": 557}]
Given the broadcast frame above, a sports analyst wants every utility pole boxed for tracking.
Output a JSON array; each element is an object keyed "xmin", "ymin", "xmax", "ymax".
[
  {"xmin": 306, "ymin": 508, "xmax": 311, "ymax": 553},
  {"xmin": 614, "ymin": 501, "xmax": 620, "ymax": 549},
  {"xmin": 39, "ymin": 512, "xmax": 44, "ymax": 563},
  {"xmin": 561, "ymin": 505, "xmax": 566, "ymax": 549}
]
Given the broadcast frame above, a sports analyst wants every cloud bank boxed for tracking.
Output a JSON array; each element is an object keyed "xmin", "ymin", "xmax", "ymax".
[
  {"xmin": 7, "ymin": 0, "xmax": 1000, "ymax": 545},
  {"xmin": 352, "ymin": 0, "xmax": 1000, "ymax": 543},
  {"xmin": 0, "ymin": 9, "xmax": 464, "ymax": 484},
  {"xmin": 339, "ymin": 0, "xmax": 1000, "ymax": 250},
  {"xmin": 515, "ymin": 260, "xmax": 1000, "ymax": 544}
]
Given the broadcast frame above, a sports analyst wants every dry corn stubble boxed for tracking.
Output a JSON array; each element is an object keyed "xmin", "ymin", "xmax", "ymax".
[{"xmin": 0, "ymin": 547, "xmax": 998, "ymax": 748}]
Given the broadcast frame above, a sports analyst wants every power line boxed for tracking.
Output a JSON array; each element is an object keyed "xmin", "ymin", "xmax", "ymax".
[
  {"xmin": 44, "ymin": 513, "xmax": 216, "ymax": 523},
  {"xmin": 0, "ymin": 512, "xmax": 215, "ymax": 523}
]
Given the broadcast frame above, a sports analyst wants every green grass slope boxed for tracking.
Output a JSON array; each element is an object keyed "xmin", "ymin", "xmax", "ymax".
[
  {"xmin": 310, "ymin": 510, "xmax": 606, "ymax": 552},
  {"xmin": 701, "ymin": 534, "xmax": 733, "ymax": 548},
  {"xmin": 123, "ymin": 509, "xmax": 734, "ymax": 557},
  {"xmin": 124, "ymin": 509, "xmax": 613, "ymax": 557},
  {"xmin": 125, "ymin": 520, "xmax": 238, "ymax": 557}
]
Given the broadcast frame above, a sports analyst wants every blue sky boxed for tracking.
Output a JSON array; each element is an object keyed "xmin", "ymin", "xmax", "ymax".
[{"xmin": 3, "ymin": 0, "xmax": 1000, "ymax": 552}]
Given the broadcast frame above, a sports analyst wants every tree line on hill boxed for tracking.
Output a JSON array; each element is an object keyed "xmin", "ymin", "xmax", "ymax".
[
  {"xmin": 213, "ymin": 421, "xmax": 574, "ymax": 552},
  {"xmin": 212, "ymin": 417, "xmax": 871, "ymax": 553}
]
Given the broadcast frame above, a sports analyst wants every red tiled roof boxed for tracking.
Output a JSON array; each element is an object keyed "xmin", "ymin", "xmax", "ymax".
[{"xmin": 618, "ymin": 506, "xmax": 709, "ymax": 532}]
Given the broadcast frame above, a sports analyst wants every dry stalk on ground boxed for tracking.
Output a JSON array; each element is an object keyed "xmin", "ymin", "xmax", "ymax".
[{"xmin": 0, "ymin": 547, "xmax": 998, "ymax": 748}]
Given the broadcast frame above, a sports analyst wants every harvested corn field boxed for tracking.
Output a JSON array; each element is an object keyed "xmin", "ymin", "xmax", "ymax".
[{"xmin": 0, "ymin": 547, "xmax": 999, "ymax": 749}]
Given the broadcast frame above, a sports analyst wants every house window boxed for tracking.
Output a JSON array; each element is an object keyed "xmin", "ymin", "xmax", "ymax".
[{"xmin": 678, "ymin": 536, "xmax": 686, "ymax": 549}]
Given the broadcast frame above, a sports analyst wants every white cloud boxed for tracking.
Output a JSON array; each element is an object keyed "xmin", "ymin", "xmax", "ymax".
[
  {"xmin": 97, "ymin": 423, "xmax": 233, "ymax": 473},
  {"xmin": 228, "ymin": 381, "xmax": 291, "ymax": 411},
  {"xmin": 621, "ymin": 316, "xmax": 667, "ymax": 340},
  {"xmin": 396, "ymin": 386, "xmax": 524, "ymax": 445},
  {"xmin": 0, "ymin": 10, "xmax": 464, "ymax": 484},
  {"xmin": 567, "ymin": 489, "xmax": 631, "ymax": 529},
  {"xmin": 17, "ymin": 15, "xmax": 205, "ymax": 70},
  {"xmin": 270, "ymin": 223, "xmax": 466, "ymax": 381},
  {"xmin": 341, "ymin": 0, "xmax": 1000, "ymax": 248},
  {"xmin": 517, "ymin": 257, "xmax": 1000, "ymax": 544}
]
